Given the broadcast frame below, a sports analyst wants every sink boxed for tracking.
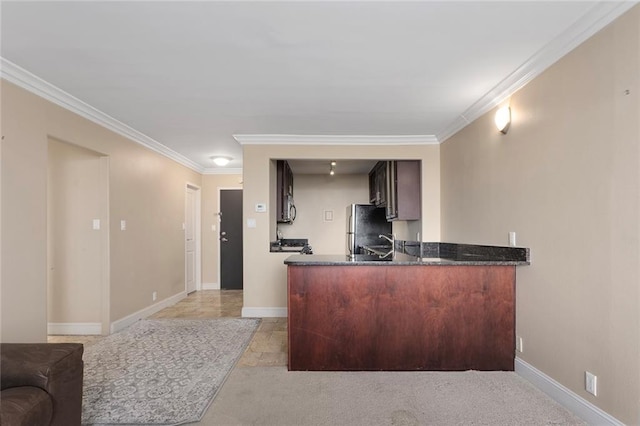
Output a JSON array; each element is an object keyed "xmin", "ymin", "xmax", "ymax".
[{"xmin": 361, "ymin": 245, "xmax": 393, "ymax": 256}]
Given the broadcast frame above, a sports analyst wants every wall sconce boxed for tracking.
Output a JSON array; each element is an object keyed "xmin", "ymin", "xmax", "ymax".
[
  {"xmin": 329, "ymin": 161, "xmax": 336, "ymax": 176},
  {"xmin": 211, "ymin": 156, "xmax": 232, "ymax": 166},
  {"xmin": 494, "ymin": 106, "xmax": 511, "ymax": 134}
]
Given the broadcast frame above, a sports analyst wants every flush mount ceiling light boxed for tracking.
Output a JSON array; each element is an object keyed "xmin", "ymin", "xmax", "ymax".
[
  {"xmin": 494, "ymin": 106, "xmax": 511, "ymax": 134},
  {"xmin": 211, "ymin": 156, "xmax": 232, "ymax": 166},
  {"xmin": 329, "ymin": 161, "xmax": 336, "ymax": 176}
]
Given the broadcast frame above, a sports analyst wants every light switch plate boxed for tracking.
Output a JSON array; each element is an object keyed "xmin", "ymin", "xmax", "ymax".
[
  {"xmin": 247, "ymin": 218, "xmax": 257, "ymax": 228},
  {"xmin": 585, "ymin": 371, "xmax": 597, "ymax": 396},
  {"xmin": 255, "ymin": 203, "xmax": 267, "ymax": 213},
  {"xmin": 324, "ymin": 210, "xmax": 334, "ymax": 222}
]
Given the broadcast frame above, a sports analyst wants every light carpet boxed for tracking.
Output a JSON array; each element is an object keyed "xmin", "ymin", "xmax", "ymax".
[
  {"xmin": 202, "ymin": 367, "xmax": 586, "ymax": 425},
  {"xmin": 81, "ymin": 318, "xmax": 260, "ymax": 426}
]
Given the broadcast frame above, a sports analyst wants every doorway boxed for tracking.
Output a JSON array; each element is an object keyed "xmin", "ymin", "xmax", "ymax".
[
  {"xmin": 219, "ymin": 189, "xmax": 243, "ymax": 290},
  {"xmin": 185, "ymin": 184, "xmax": 201, "ymax": 294},
  {"xmin": 47, "ymin": 138, "xmax": 110, "ymax": 335}
]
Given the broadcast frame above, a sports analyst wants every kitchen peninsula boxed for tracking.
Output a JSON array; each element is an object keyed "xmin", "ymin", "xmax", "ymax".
[{"xmin": 285, "ymin": 243, "xmax": 529, "ymax": 372}]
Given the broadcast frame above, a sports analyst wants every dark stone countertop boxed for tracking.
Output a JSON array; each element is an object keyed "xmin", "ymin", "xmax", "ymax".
[{"xmin": 284, "ymin": 242, "xmax": 530, "ymax": 266}]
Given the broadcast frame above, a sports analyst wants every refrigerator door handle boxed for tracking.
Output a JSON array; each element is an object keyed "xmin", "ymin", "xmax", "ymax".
[{"xmin": 347, "ymin": 233, "xmax": 355, "ymax": 255}]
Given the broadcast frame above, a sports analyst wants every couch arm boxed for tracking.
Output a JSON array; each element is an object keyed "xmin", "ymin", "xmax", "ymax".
[{"xmin": 1, "ymin": 343, "xmax": 84, "ymax": 426}]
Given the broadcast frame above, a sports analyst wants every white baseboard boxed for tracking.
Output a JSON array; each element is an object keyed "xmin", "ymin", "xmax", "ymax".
[
  {"xmin": 515, "ymin": 357, "xmax": 624, "ymax": 426},
  {"xmin": 201, "ymin": 282, "xmax": 220, "ymax": 290},
  {"xmin": 110, "ymin": 291, "xmax": 187, "ymax": 334},
  {"xmin": 242, "ymin": 307, "xmax": 287, "ymax": 318},
  {"xmin": 48, "ymin": 322, "xmax": 102, "ymax": 335}
]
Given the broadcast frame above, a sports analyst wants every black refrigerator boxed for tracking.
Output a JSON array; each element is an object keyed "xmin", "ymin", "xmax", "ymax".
[{"xmin": 346, "ymin": 204, "xmax": 392, "ymax": 255}]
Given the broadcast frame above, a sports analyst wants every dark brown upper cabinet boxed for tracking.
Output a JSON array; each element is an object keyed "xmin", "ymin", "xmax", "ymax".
[
  {"xmin": 369, "ymin": 160, "xmax": 421, "ymax": 221},
  {"xmin": 368, "ymin": 161, "xmax": 387, "ymax": 207},
  {"xmin": 276, "ymin": 160, "xmax": 296, "ymax": 223}
]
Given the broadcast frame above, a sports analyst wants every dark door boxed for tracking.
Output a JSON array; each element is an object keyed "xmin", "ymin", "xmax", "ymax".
[{"xmin": 220, "ymin": 189, "xmax": 243, "ymax": 289}]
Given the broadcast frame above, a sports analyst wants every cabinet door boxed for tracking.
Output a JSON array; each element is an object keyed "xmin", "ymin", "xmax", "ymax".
[
  {"xmin": 394, "ymin": 160, "xmax": 421, "ymax": 221},
  {"xmin": 385, "ymin": 161, "xmax": 397, "ymax": 220},
  {"xmin": 368, "ymin": 161, "xmax": 387, "ymax": 206},
  {"xmin": 376, "ymin": 162, "xmax": 387, "ymax": 206},
  {"xmin": 276, "ymin": 160, "xmax": 285, "ymax": 221},
  {"xmin": 277, "ymin": 160, "xmax": 294, "ymax": 222},
  {"xmin": 277, "ymin": 160, "xmax": 295, "ymax": 223},
  {"xmin": 285, "ymin": 161, "xmax": 294, "ymax": 197},
  {"xmin": 368, "ymin": 168, "xmax": 377, "ymax": 204}
]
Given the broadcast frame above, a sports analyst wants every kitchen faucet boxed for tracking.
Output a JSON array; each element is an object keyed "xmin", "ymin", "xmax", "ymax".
[{"xmin": 378, "ymin": 233, "xmax": 395, "ymax": 250}]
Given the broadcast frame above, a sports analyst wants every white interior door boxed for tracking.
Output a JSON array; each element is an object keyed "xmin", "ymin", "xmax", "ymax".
[{"xmin": 185, "ymin": 186, "xmax": 197, "ymax": 293}]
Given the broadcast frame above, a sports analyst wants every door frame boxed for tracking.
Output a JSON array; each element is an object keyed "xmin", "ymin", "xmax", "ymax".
[
  {"xmin": 99, "ymin": 156, "xmax": 111, "ymax": 335},
  {"xmin": 185, "ymin": 183, "xmax": 202, "ymax": 293},
  {"xmin": 217, "ymin": 186, "xmax": 242, "ymax": 289},
  {"xmin": 46, "ymin": 139, "xmax": 110, "ymax": 336}
]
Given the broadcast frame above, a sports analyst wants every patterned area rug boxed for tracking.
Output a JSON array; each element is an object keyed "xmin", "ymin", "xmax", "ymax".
[{"xmin": 81, "ymin": 318, "xmax": 260, "ymax": 425}]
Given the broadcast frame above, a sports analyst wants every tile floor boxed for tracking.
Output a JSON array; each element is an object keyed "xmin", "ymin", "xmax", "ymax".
[{"xmin": 48, "ymin": 290, "xmax": 288, "ymax": 367}]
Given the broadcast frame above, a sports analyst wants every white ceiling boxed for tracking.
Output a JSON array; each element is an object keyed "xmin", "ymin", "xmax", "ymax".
[{"xmin": 1, "ymin": 1, "xmax": 634, "ymax": 173}]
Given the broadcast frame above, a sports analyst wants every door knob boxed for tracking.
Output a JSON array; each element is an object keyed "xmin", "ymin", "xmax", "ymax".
[{"xmin": 221, "ymin": 231, "xmax": 227, "ymax": 236}]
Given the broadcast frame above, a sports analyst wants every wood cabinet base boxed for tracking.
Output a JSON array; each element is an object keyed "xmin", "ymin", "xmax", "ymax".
[{"xmin": 287, "ymin": 265, "xmax": 515, "ymax": 371}]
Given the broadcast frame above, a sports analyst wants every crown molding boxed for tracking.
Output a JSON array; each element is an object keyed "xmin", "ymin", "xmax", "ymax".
[
  {"xmin": 3, "ymin": 0, "xmax": 632, "ymax": 162},
  {"xmin": 233, "ymin": 134, "xmax": 439, "ymax": 145},
  {"xmin": 202, "ymin": 167, "xmax": 243, "ymax": 175},
  {"xmin": 436, "ymin": 1, "xmax": 637, "ymax": 142},
  {"xmin": 0, "ymin": 58, "xmax": 205, "ymax": 173}
]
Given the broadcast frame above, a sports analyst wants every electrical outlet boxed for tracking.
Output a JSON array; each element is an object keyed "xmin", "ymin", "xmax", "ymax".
[
  {"xmin": 516, "ymin": 336, "xmax": 523, "ymax": 353},
  {"xmin": 585, "ymin": 371, "xmax": 597, "ymax": 396},
  {"xmin": 152, "ymin": 291, "xmax": 158, "ymax": 302}
]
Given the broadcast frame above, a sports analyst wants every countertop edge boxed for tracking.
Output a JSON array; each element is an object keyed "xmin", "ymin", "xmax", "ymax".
[
  {"xmin": 284, "ymin": 256, "xmax": 529, "ymax": 266},
  {"xmin": 283, "ymin": 242, "xmax": 530, "ymax": 266}
]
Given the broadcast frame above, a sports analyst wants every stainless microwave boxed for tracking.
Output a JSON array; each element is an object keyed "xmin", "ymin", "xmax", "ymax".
[{"xmin": 280, "ymin": 194, "xmax": 296, "ymax": 223}]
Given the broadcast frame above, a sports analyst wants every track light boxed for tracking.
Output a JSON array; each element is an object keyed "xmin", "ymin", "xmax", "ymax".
[{"xmin": 329, "ymin": 161, "xmax": 336, "ymax": 176}]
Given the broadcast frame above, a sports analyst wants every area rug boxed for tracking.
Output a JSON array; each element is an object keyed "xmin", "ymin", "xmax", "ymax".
[{"xmin": 81, "ymin": 318, "xmax": 260, "ymax": 425}]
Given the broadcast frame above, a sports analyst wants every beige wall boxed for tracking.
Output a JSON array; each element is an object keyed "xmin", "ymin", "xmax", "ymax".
[
  {"xmin": 280, "ymin": 173, "xmax": 369, "ymax": 255},
  {"xmin": 1, "ymin": 80, "xmax": 202, "ymax": 342},
  {"xmin": 47, "ymin": 139, "xmax": 105, "ymax": 324},
  {"xmin": 201, "ymin": 173, "xmax": 243, "ymax": 285},
  {"xmin": 440, "ymin": 6, "xmax": 639, "ymax": 424},
  {"xmin": 242, "ymin": 144, "xmax": 440, "ymax": 312}
]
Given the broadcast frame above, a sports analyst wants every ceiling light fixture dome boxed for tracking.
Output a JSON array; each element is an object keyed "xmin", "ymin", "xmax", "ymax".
[{"xmin": 211, "ymin": 156, "xmax": 232, "ymax": 166}]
